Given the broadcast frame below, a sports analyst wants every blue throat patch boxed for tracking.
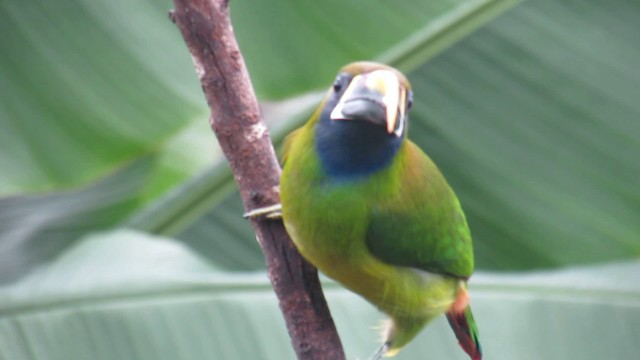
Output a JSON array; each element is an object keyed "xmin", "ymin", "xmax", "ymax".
[{"xmin": 314, "ymin": 103, "xmax": 402, "ymax": 180}]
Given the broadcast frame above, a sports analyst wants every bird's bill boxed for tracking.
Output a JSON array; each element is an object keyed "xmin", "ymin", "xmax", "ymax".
[{"xmin": 330, "ymin": 69, "xmax": 408, "ymax": 137}]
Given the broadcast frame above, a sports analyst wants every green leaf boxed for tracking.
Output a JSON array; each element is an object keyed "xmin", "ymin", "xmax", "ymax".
[
  {"xmin": 0, "ymin": 157, "xmax": 154, "ymax": 284},
  {"xmin": 1, "ymin": 230, "xmax": 638, "ymax": 360},
  {"xmin": 232, "ymin": 0, "xmax": 518, "ymax": 99},
  {"xmin": 0, "ymin": 0, "xmax": 206, "ymax": 196},
  {"xmin": 408, "ymin": 0, "xmax": 640, "ymax": 269}
]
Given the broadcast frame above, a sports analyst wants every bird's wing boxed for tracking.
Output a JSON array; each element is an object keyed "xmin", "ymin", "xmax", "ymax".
[
  {"xmin": 281, "ymin": 127, "xmax": 304, "ymax": 165},
  {"xmin": 365, "ymin": 142, "xmax": 474, "ymax": 279},
  {"xmin": 281, "ymin": 99, "xmax": 326, "ymax": 165}
]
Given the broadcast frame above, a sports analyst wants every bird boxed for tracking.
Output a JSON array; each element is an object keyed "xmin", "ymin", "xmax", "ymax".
[{"xmin": 246, "ymin": 61, "xmax": 481, "ymax": 359}]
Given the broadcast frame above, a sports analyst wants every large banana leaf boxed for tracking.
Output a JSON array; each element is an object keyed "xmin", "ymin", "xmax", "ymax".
[
  {"xmin": 1, "ymin": 230, "xmax": 638, "ymax": 360},
  {"xmin": 232, "ymin": 0, "xmax": 517, "ymax": 99},
  {"xmin": 0, "ymin": 0, "xmax": 205, "ymax": 196},
  {"xmin": 0, "ymin": 157, "xmax": 153, "ymax": 284},
  {"xmin": 410, "ymin": 0, "xmax": 640, "ymax": 269}
]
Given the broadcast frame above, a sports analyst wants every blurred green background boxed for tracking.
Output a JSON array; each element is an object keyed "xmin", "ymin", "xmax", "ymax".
[{"xmin": 1, "ymin": 0, "xmax": 639, "ymax": 359}]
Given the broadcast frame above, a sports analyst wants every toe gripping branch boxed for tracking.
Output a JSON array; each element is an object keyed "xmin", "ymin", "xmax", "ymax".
[
  {"xmin": 243, "ymin": 203, "xmax": 283, "ymax": 220},
  {"xmin": 368, "ymin": 341, "xmax": 391, "ymax": 360}
]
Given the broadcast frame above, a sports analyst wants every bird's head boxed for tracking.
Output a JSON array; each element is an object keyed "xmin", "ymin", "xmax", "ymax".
[
  {"xmin": 311, "ymin": 62, "xmax": 413, "ymax": 178},
  {"xmin": 326, "ymin": 61, "xmax": 413, "ymax": 138}
]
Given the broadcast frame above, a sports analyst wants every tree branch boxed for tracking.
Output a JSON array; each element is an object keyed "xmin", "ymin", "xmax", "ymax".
[{"xmin": 169, "ymin": 1, "xmax": 345, "ymax": 359}]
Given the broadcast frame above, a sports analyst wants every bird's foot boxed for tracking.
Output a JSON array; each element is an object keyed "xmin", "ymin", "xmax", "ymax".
[
  {"xmin": 368, "ymin": 342, "xmax": 391, "ymax": 360},
  {"xmin": 243, "ymin": 203, "xmax": 283, "ymax": 220}
]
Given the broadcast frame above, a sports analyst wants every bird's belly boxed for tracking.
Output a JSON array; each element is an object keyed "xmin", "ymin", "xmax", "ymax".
[
  {"xmin": 282, "ymin": 180, "xmax": 457, "ymax": 320},
  {"xmin": 285, "ymin": 220, "xmax": 456, "ymax": 321}
]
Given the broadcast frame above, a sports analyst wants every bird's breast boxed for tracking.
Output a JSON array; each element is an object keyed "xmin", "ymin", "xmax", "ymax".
[{"xmin": 314, "ymin": 118, "xmax": 402, "ymax": 180}]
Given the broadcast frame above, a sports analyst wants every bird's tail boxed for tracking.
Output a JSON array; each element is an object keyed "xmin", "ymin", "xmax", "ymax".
[{"xmin": 446, "ymin": 305, "xmax": 482, "ymax": 360}]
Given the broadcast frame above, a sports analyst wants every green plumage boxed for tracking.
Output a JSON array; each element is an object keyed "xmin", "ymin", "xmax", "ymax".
[{"xmin": 280, "ymin": 62, "xmax": 481, "ymax": 359}]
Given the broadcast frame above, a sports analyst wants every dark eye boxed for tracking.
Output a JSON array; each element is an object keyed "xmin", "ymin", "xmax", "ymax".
[
  {"xmin": 406, "ymin": 91, "xmax": 414, "ymax": 110},
  {"xmin": 333, "ymin": 76, "xmax": 344, "ymax": 93}
]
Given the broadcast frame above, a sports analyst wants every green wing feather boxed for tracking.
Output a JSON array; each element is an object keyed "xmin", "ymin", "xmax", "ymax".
[
  {"xmin": 281, "ymin": 127, "xmax": 302, "ymax": 165},
  {"xmin": 365, "ymin": 141, "xmax": 474, "ymax": 279}
]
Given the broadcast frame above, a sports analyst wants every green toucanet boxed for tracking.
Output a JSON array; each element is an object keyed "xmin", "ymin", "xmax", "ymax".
[{"xmin": 249, "ymin": 62, "xmax": 481, "ymax": 359}]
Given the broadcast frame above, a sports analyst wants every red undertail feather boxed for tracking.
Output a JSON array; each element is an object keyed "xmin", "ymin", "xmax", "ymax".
[{"xmin": 446, "ymin": 306, "xmax": 482, "ymax": 360}]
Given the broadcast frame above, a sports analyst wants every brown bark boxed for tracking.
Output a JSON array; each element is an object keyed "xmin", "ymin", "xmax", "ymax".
[{"xmin": 169, "ymin": 1, "xmax": 345, "ymax": 359}]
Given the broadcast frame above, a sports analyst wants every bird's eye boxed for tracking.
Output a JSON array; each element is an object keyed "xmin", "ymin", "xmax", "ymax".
[
  {"xmin": 333, "ymin": 76, "xmax": 344, "ymax": 93},
  {"xmin": 406, "ymin": 91, "xmax": 414, "ymax": 110}
]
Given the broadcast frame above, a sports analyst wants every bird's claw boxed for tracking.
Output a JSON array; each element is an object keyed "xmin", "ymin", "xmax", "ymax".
[
  {"xmin": 243, "ymin": 203, "xmax": 283, "ymax": 220},
  {"xmin": 368, "ymin": 342, "xmax": 391, "ymax": 360}
]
